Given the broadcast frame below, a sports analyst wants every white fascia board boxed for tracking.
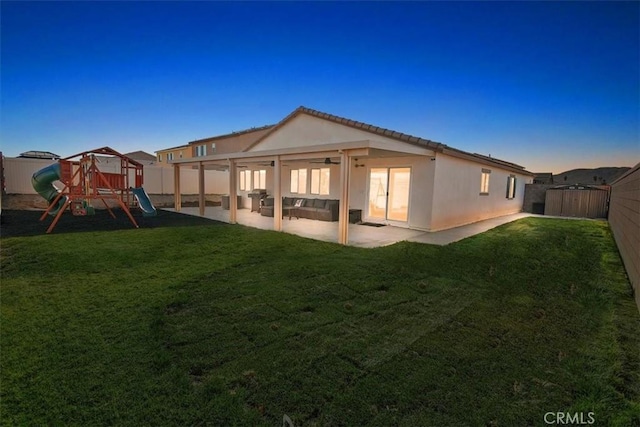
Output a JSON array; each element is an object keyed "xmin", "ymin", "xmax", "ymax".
[
  {"xmin": 168, "ymin": 139, "xmax": 432, "ymax": 166},
  {"xmin": 369, "ymin": 139, "xmax": 435, "ymax": 156},
  {"xmin": 170, "ymin": 140, "xmax": 372, "ymax": 165}
]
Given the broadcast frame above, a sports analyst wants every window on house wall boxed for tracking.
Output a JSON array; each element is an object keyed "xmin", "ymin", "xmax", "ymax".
[
  {"xmin": 253, "ymin": 170, "xmax": 266, "ymax": 189},
  {"xmin": 196, "ymin": 145, "xmax": 206, "ymax": 157},
  {"xmin": 239, "ymin": 170, "xmax": 252, "ymax": 191},
  {"xmin": 158, "ymin": 154, "xmax": 162, "ymax": 162},
  {"xmin": 310, "ymin": 168, "xmax": 330, "ymax": 195},
  {"xmin": 506, "ymin": 175, "xmax": 517, "ymax": 199},
  {"xmin": 211, "ymin": 143, "xmax": 216, "ymax": 153},
  {"xmin": 179, "ymin": 151, "xmax": 183, "ymax": 159},
  {"xmin": 167, "ymin": 153, "xmax": 174, "ymax": 161},
  {"xmin": 290, "ymin": 169, "xmax": 308, "ymax": 194},
  {"xmin": 480, "ymin": 169, "xmax": 491, "ymax": 194}
]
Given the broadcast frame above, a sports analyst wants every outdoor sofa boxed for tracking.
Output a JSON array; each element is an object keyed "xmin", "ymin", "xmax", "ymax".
[{"xmin": 260, "ymin": 197, "xmax": 339, "ymax": 221}]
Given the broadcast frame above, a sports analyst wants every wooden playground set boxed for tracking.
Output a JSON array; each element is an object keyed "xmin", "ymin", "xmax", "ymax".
[{"xmin": 32, "ymin": 147, "xmax": 156, "ymax": 233}]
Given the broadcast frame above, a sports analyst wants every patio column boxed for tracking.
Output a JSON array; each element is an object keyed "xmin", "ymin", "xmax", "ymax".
[
  {"xmin": 273, "ymin": 156, "xmax": 282, "ymax": 231},
  {"xmin": 198, "ymin": 162, "xmax": 205, "ymax": 216},
  {"xmin": 173, "ymin": 164, "xmax": 181, "ymax": 212},
  {"xmin": 338, "ymin": 151, "xmax": 351, "ymax": 245},
  {"xmin": 228, "ymin": 159, "xmax": 237, "ymax": 224}
]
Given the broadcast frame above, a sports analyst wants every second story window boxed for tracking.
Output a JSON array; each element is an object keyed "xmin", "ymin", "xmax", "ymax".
[
  {"xmin": 211, "ymin": 143, "xmax": 216, "ymax": 153},
  {"xmin": 196, "ymin": 145, "xmax": 206, "ymax": 157}
]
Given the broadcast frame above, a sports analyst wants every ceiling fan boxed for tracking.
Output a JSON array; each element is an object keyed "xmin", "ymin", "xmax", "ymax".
[
  {"xmin": 310, "ymin": 157, "xmax": 340, "ymax": 165},
  {"xmin": 256, "ymin": 160, "xmax": 290, "ymax": 167}
]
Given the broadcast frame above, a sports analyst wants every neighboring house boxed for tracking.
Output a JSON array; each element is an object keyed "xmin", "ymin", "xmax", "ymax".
[
  {"xmin": 125, "ymin": 151, "xmax": 157, "ymax": 164},
  {"xmin": 18, "ymin": 151, "xmax": 61, "ymax": 160},
  {"xmin": 533, "ymin": 172, "xmax": 554, "ymax": 184},
  {"xmin": 189, "ymin": 124, "xmax": 274, "ymax": 158},
  {"xmin": 156, "ymin": 126, "xmax": 274, "ymax": 167},
  {"xmin": 168, "ymin": 106, "xmax": 534, "ymax": 244},
  {"xmin": 155, "ymin": 144, "xmax": 191, "ymax": 167}
]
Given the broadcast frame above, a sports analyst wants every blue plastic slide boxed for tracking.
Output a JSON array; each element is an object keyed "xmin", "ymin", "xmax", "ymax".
[
  {"xmin": 32, "ymin": 163, "xmax": 68, "ymax": 215},
  {"xmin": 131, "ymin": 187, "xmax": 157, "ymax": 217}
]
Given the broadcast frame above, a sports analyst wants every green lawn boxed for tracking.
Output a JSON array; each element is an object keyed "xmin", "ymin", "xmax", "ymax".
[{"xmin": 1, "ymin": 217, "xmax": 639, "ymax": 426}]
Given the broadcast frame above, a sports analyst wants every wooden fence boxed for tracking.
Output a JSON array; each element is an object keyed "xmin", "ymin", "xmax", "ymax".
[
  {"xmin": 544, "ymin": 186, "xmax": 609, "ymax": 218},
  {"xmin": 608, "ymin": 163, "xmax": 640, "ymax": 311}
]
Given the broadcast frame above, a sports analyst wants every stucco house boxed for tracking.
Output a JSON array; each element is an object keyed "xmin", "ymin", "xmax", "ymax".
[
  {"xmin": 155, "ymin": 143, "xmax": 192, "ymax": 166},
  {"xmin": 156, "ymin": 126, "xmax": 275, "ymax": 167},
  {"xmin": 168, "ymin": 106, "xmax": 534, "ymax": 244},
  {"xmin": 189, "ymin": 124, "xmax": 275, "ymax": 158}
]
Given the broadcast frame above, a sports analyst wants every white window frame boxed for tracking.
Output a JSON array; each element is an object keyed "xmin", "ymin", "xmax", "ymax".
[
  {"xmin": 158, "ymin": 154, "xmax": 162, "ymax": 162},
  {"xmin": 310, "ymin": 168, "xmax": 330, "ymax": 195},
  {"xmin": 253, "ymin": 169, "xmax": 266, "ymax": 190},
  {"xmin": 480, "ymin": 169, "xmax": 491, "ymax": 195},
  {"xmin": 506, "ymin": 175, "xmax": 517, "ymax": 199},
  {"xmin": 211, "ymin": 143, "xmax": 216, "ymax": 153},
  {"xmin": 195, "ymin": 145, "xmax": 206, "ymax": 157},
  {"xmin": 239, "ymin": 170, "xmax": 252, "ymax": 191},
  {"xmin": 167, "ymin": 153, "xmax": 174, "ymax": 161},
  {"xmin": 290, "ymin": 168, "xmax": 307, "ymax": 194}
]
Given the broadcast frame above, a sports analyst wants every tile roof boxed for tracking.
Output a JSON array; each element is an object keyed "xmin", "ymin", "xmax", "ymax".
[
  {"xmin": 187, "ymin": 124, "xmax": 275, "ymax": 145},
  {"xmin": 124, "ymin": 151, "xmax": 157, "ymax": 161},
  {"xmin": 155, "ymin": 144, "xmax": 190, "ymax": 153},
  {"xmin": 245, "ymin": 106, "xmax": 530, "ymax": 174},
  {"xmin": 261, "ymin": 106, "xmax": 446, "ymax": 152}
]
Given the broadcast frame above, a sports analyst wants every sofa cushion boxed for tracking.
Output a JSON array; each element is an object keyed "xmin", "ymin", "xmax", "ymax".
[
  {"xmin": 326, "ymin": 199, "xmax": 338, "ymax": 209},
  {"xmin": 313, "ymin": 198, "xmax": 326, "ymax": 208},
  {"xmin": 303, "ymin": 199, "xmax": 315, "ymax": 207},
  {"xmin": 264, "ymin": 198, "xmax": 274, "ymax": 207},
  {"xmin": 283, "ymin": 197, "xmax": 295, "ymax": 206}
]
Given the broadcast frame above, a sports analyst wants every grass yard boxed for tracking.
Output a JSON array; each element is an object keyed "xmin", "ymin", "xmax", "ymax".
[{"xmin": 1, "ymin": 213, "xmax": 639, "ymax": 426}]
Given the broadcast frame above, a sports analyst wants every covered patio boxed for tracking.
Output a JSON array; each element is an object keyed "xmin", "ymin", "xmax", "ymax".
[{"xmin": 170, "ymin": 139, "xmax": 434, "ymax": 246}]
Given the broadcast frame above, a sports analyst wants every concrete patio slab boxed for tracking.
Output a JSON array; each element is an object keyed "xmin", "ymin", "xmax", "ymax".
[
  {"xmin": 407, "ymin": 213, "xmax": 534, "ymax": 245},
  {"xmin": 164, "ymin": 207, "xmax": 535, "ymax": 248}
]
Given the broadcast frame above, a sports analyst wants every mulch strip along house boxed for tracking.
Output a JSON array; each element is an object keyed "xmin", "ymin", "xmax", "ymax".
[{"xmin": 169, "ymin": 106, "xmax": 534, "ymax": 245}]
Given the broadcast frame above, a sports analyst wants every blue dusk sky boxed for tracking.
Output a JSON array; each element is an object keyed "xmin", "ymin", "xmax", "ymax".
[{"xmin": 1, "ymin": 1, "xmax": 638, "ymax": 173}]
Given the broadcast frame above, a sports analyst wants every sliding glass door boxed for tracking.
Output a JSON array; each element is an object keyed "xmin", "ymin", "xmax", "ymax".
[{"xmin": 368, "ymin": 167, "xmax": 410, "ymax": 222}]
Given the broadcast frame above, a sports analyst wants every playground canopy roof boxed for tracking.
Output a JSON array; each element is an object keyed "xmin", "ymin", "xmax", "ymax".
[{"xmin": 62, "ymin": 147, "xmax": 144, "ymax": 168}]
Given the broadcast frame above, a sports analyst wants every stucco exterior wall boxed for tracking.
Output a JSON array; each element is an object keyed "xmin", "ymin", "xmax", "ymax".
[
  {"xmin": 350, "ymin": 156, "xmax": 434, "ymax": 230},
  {"xmin": 247, "ymin": 114, "xmax": 407, "ymax": 151},
  {"xmin": 234, "ymin": 156, "xmax": 435, "ymax": 231},
  {"xmin": 430, "ymin": 154, "xmax": 531, "ymax": 231},
  {"xmin": 156, "ymin": 146, "xmax": 191, "ymax": 166},
  {"xmin": 193, "ymin": 127, "xmax": 274, "ymax": 158},
  {"xmin": 235, "ymin": 162, "xmax": 343, "ymax": 208}
]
